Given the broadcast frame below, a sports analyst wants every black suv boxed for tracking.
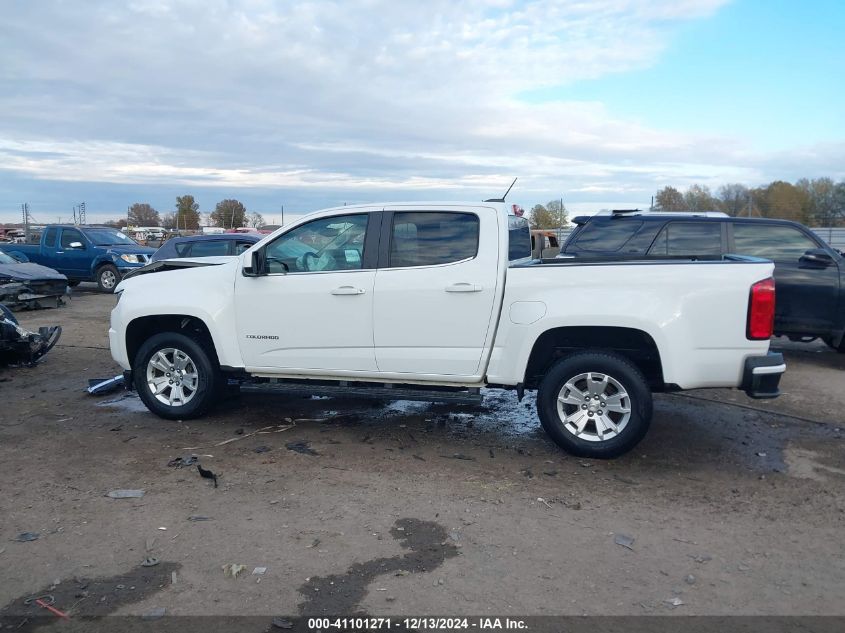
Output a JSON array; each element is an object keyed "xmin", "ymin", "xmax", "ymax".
[{"xmin": 559, "ymin": 211, "xmax": 845, "ymax": 352}]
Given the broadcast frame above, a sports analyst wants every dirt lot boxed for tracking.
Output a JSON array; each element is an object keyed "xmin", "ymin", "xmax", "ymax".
[{"xmin": 1, "ymin": 288, "xmax": 844, "ymax": 622}]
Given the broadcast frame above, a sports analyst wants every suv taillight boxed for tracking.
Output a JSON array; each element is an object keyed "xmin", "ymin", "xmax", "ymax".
[{"xmin": 747, "ymin": 277, "xmax": 775, "ymax": 340}]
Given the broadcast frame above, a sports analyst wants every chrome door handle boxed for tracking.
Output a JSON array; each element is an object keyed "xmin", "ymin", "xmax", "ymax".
[
  {"xmin": 331, "ymin": 286, "xmax": 366, "ymax": 295},
  {"xmin": 445, "ymin": 282, "xmax": 482, "ymax": 293}
]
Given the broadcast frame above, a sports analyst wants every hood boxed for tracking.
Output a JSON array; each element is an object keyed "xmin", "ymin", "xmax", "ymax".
[
  {"xmin": 0, "ymin": 262, "xmax": 67, "ymax": 282},
  {"xmin": 118, "ymin": 256, "xmax": 234, "ymax": 285},
  {"xmin": 104, "ymin": 244, "xmax": 157, "ymax": 255}
]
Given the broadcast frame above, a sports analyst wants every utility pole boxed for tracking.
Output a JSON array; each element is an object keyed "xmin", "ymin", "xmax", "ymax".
[
  {"xmin": 280, "ymin": 204, "xmax": 284, "ymax": 226},
  {"xmin": 558, "ymin": 197, "xmax": 565, "ymax": 244},
  {"xmin": 22, "ymin": 203, "xmax": 30, "ymax": 242}
]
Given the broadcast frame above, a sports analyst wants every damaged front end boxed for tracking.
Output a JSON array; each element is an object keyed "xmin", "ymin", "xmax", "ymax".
[
  {"xmin": 0, "ymin": 279, "xmax": 69, "ymax": 310},
  {"xmin": 0, "ymin": 305, "xmax": 62, "ymax": 366}
]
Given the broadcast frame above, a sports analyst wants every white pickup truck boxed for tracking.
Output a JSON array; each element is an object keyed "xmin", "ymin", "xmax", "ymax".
[{"xmin": 109, "ymin": 202, "xmax": 784, "ymax": 458}]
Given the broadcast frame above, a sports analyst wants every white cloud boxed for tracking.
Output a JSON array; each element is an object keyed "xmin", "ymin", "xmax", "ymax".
[{"xmin": 7, "ymin": 0, "xmax": 825, "ymax": 219}]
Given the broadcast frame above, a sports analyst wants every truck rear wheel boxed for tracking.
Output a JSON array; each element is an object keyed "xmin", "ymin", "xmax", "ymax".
[
  {"xmin": 536, "ymin": 351, "xmax": 652, "ymax": 459},
  {"xmin": 133, "ymin": 332, "xmax": 220, "ymax": 420},
  {"xmin": 97, "ymin": 264, "xmax": 120, "ymax": 293}
]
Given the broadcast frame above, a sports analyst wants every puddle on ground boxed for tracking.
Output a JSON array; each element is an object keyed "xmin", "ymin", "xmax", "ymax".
[
  {"xmin": 0, "ymin": 561, "xmax": 179, "ymax": 632},
  {"xmin": 298, "ymin": 518, "xmax": 458, "ymax": 616}
]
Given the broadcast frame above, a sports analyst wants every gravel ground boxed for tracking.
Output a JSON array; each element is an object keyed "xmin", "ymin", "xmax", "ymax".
[{"xmin": 1, "ymin": 288, "xmax": 844, "ymax": 623}]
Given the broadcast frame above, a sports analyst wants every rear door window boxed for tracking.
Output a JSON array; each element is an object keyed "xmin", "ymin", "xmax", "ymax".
[
  {"xmin": 572, "ymin": 221, "xmax": 643, "ymax": 252},
  {"xmin": 43, "ymin": 227, "xmax": 58, "ymax": 248},
  {"xmin": 389, "ymin": 212, "xmax": 479, "ymax": 267},
  {"xmin": 732, "ymin": 224, "xmax": 819, "ymax": 261},
  {"xmin": 508, "ymin": 216, "xmax": 531, "ymax": 261},
  {"xmin": 648, "ymin": 222, "xmax": 722, "ymax": 256}
]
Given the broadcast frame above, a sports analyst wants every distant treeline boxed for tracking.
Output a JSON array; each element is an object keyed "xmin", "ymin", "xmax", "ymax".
[{"xmin": 654, "ymin": 178, "xmax": 845, "ymax": 226}]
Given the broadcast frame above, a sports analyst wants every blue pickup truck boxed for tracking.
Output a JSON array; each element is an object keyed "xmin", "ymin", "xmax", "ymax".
[{"xmin": 0, "ymin": 225, "xmax": 156, "ymax": 292}]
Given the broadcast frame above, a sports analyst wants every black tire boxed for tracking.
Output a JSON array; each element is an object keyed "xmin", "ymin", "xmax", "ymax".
[
  {"xmin": 133, "ymin": 332, "xmax": 220, "ymax": 420},
  {"xmin": 536, "ymin": 351, "xmax": 652, "ymax": 459},
  {"xmin": 96, "ymin": 264, "xmax": 120, "ymax": 293}
]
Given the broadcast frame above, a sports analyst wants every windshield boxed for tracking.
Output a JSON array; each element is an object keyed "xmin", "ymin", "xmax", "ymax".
[
  {"xmin": 0, "ymin": 251, "xmax": 17, "ymax": 264},
  {"xmin": 84, "ymin": 228, "xmax": 138, "ymax": 246}
]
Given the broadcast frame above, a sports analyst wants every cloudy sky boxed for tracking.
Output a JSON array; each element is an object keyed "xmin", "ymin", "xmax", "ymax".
[{"xmin": 1, "ymin": 0, "xmax": 844, "ymax": 224}]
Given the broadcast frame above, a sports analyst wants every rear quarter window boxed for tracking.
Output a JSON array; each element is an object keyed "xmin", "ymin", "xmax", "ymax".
[{"xmin": 571, "ymin": 221, "xmax": 644, "ymax": 252}]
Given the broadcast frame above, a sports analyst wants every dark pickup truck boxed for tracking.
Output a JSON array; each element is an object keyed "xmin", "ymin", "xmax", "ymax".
[
  {"xmin": 558, "ymin": 211, "xmax": 845, "ymax": 352},
  {"xmin": 0, "ymin": 225, "xmax": 155, "ymax": 292}
]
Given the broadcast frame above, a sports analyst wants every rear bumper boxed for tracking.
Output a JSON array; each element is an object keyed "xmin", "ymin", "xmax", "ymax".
[{"xmin": 740, "ymin": 352, "xmax": 785, "ymax": 399}]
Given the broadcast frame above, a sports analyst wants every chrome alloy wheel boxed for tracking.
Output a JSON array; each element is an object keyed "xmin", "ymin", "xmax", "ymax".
[
  {"xmin": 556, "ymin": 372, "xmax": 632, "ymax": 442},
  {"xmin": 146, "ymin": 347, "xmax": 199, "ymax": 407},
  {"xmin": 100, "ymin": 269, "xmax": 117, "ymax": 289}
]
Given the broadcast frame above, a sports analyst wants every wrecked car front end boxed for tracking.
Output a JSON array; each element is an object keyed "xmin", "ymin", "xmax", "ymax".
[
  {"xmin": 0, "ymin": 304, "xmax": 62, "ymax": 366},
  {"xmin": 0, "ymin": 253, "xmax": 69, "ymax": 310}
]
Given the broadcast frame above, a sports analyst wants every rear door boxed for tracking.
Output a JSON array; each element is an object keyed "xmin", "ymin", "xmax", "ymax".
[
  {"xmin": 729, "ymin": 222, "xmax": 840, "ymax": 335},
  {"xmin": 372, "ymin": 207, "xmax": 500, "ymax": 376}
]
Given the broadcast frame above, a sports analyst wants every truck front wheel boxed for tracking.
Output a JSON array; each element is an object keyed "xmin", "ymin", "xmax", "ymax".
[
  {"xmin": 133, "ymin": 332, "xmax": 220, "ymax": 420},
  {"xmin": 536, "ymin": 351, "xmax": 652, "ymax": 459},
  {"xmin": 97, "ymin": 264, "xmax": 120, "ymax": 293}
]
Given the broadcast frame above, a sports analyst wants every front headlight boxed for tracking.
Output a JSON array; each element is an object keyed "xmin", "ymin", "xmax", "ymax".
[{"xmin": 120, "ymin": 254, "xmax": 141, "ymax": 263}]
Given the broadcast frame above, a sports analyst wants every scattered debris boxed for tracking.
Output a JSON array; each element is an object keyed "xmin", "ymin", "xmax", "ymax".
[
  {"xmin": 286, "ymin": 440, "xmax": 319, "ymax": 456},
  {"xmin": 757, "ymin": 452, "xmax": 767, "ymax": 457},
  {"xmin": 157, "ymin": 526, "xmax": 167, "ymax": 531},
  {"xmin": 614, "ymin": 534, "xmax": 635, "ymax": 550},
  {"xmin": 215, "ymin": 424, "xmax": 294, "ymax": 446},
  {"xmin": 252, "ymin": 567, "xmax": 267, "ymax": 575},
  {"xmin": 167, "ymin": 455, "xmax": 198, "ymax": 468},
  {"xmin": 106, "ymin": 489, "xmax": 145, "ymax": 499},
  {"xmin": 222, "ymin": 563, "xmax": 247, "ymax": 578},
  {"xmin": 685, "ymin": 574, "xmax": 697, "ymax": 585},
  {"xmin": 171, "ymin": 571, "xmax": 177, "ymax": 584},
  {"xmin": 689, "ymin": 554, "xmax": 712, "ymax": 564},
  {"xmin": 306, "ymin": 538, "xmax": 321, "ymax": 549},
  {"xmin": 187, "ymin": 515, "xmax": 212, "ymax": 522},
  {"xmin": 23, "ymin": 594, "xmax": 69, "ymax": 620},
  {"xmin": 86, "ymin": 375, "xmax": 125, "ymax": 396},
  {"xmin": 543, "ymin": 470, "xmax": 558, "ymax": 477},
  {"xmin": 254, "ymin": 445, "xmax": 271, "ymax": 454},
  {"xmin": 537, "ymin": 497, "xmax": 553, "ymax": 509},
  {"xmin": 664, "ymin": 597, "xmax": 685, "ymax": 608},
  {"xmin": 489, "ymin": 449, "xmax": 495, "ymax": 458},
  {"xmin": 197, "ymin": 464, "xmax": 219, "ymax": 488},
  {"xmin": 412, "ymin": 454, "xmax": 426, "ymax": 461},
  {"xmin": 441, "ymin": 453, "xmax": 475, "ymax": 461},
  {"xmin": 12, "ymin": 531, "xmax": 40, "ymax": 542},
  {"xmin": 142, "ymin": 606, "xmax": 166, "ymax": 620},
  {"xmin": 141, "ymin": 557, "xmax": 160, "ymax": 567},
  {"xmin": 272, "ymin": 617, "xmax": 295, "ymax": 629},
  {"xmin": 520, "ymin": 468, "xmax": 534, "ymax": 479}
]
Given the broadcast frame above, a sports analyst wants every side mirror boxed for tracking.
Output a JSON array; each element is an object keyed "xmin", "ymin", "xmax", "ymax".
[
  {"xmin": 244, "ymin": 249, "xmax": 266, "ymax": 277},
  {"xmin": 799, "ymin": 248, "xmax": 834, "ymax": 267},
  {"xmin": 69, "ymin": 241, "xmax": 85, "ymax": 250}
]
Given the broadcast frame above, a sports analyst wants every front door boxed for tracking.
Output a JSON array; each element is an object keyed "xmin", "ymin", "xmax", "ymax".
[
  {"xmin": 373, "ymin": 208, "xmax": 500, "ymax": 377},
  {"xmin": 731, "ymin": 222, "xmax": 840, "ymax": 334},
  {"xmin": 235, "ymin": 212, "xmax": 379, "ymax": 372},
  {"xmin": 56, "ymin": 227, "xmax": 90, "ymax": 277}
]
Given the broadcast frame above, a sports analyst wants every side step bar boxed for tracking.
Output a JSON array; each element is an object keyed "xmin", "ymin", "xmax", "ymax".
[{"xmin": 239, "ymin": 380, "xmax": 483, "ymax": 405}]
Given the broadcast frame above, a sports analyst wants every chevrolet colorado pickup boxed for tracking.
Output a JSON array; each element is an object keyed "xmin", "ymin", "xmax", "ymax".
[
  {"xmin": 109, "ymin": 202, "xmax": 784, "ymax": 458},
  {"xmin": 0, "ymin": 225, "xmax": 155, "ymax": 292}
]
